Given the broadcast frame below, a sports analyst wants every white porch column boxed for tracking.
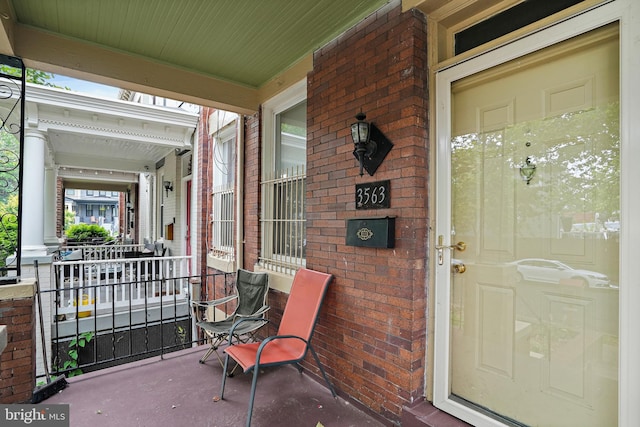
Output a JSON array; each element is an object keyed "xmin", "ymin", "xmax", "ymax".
[
  {"xmin": 21, "ymin": 128, "xmax": 48, "ymax": 256},
  {"xmin": 43, "ymin": 165, "xmax": 59, "ymax": 246}
]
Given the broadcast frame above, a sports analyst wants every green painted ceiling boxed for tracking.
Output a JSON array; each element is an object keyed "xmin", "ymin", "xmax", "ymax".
[{"xmin": 9, "ymin": 0, "xmax": 390, "ymax": 89}]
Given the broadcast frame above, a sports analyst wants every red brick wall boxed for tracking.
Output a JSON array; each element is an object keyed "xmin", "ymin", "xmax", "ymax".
[
  {"xmin": 196, "ymin": 107, "xmax": 224, "ymax": 308},
  {"xmin": 197, "ymin": 107, "xmax": 214, "ymax": 277},
  {"xmin": 305, "ymin": 3, "xmax": 429, "ymax": 422},
  {"xmin": 196, "ymin": 108, "xmax": 260, "ymax": 311},
  {"xmin": 0, "ymin": 296, "xmax": 36, "ymax": 403},
  {"xmin": 242, "ymin": 111, "xmax": 261, "ymax": 270},
  {"xmin": 195, "ymin": 4, "xmax": 430, "ymax": 422}
]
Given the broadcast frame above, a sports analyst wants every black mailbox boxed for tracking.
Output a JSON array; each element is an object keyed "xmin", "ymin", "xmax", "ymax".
[{"xmin": 346, "ymin": 217, "xmax": 395, "ymax": 248}]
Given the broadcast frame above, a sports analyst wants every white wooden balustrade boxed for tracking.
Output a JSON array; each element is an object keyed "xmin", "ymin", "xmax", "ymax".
[
  {"xmin": 58, "ymin": 244, "xmax": 146, "ymax": 261},
  {"xmin": 52, "ymin": 256, "xmax": 191, "ymax": 318}
]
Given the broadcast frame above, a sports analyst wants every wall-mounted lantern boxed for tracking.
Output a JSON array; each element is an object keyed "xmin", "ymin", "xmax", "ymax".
[
  {"xmin": 350, "ymin": 112, "xmax": 393, "ymax": 177},
  {"xmin": 163, "ymin": 180, "xmax": 173, "ymax": 196}
]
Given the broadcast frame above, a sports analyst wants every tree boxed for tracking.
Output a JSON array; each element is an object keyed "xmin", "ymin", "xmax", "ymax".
[
  {"xmin": 0, "ymin": 65, "xmax": 68, "ymax": 88},
  {"xmin": 64, "ymin": 210, "xmax": 75, "ymax": 230},
  {"xmin": 0, "ymin": 194, "xmax": 18, "ymax": 269}
]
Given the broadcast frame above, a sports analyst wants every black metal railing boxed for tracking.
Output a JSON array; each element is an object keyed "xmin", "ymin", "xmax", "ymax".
[
  {"xmin": 0, "ymin": 54, "xmax": 25, "ymax": 284},
  {"xmin": 45, "ymin": 270, "xmax": 234, "ymax": 377}
]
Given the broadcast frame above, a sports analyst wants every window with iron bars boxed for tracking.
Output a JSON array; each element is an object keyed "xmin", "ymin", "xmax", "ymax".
[
  {"xmin": 260, "ymin": 89, "xmax": 306, "ymax": 274},
  {"xmin": 211, "ymin": 184, "xmax": 234, "ymax": 259},
  {"xmin": 261, "ymin": 167, "xmax": 306, "ymax": 272},
  {"xmin": 210, "ymin": 114, "xmax": 236, "ymax": 261}
]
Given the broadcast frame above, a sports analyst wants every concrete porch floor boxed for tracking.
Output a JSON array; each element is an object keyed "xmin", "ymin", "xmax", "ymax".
[{"xmin": 44, "ymin": 345, "xmax": 389, "ymax": 427}]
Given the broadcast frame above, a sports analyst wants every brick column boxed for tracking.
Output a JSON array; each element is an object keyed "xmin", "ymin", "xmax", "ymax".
[{"xmin": 0, "ymin": 281, "xmax": 36, "ymax": 403}]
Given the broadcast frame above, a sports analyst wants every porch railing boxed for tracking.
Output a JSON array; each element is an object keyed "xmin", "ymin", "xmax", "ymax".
[
  {"xmin": 58, "ymin": 243, "xmax": 145, "ymax": 261},
  {"xmin": 52, "ymin": 256, "xmax": 189, "ymax": 317},
  {"xmin": 46, "ymin": 259, "xmax": 234, "ymax": 377}
]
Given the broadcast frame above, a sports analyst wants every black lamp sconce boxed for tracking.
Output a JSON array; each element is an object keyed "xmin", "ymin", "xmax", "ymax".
[
  {"xmin": 519, "ymin": 156, "xmax": 536, "ymax": 185},
  {"xmin": 163, "ymin": 180, "xmax": 173, "ymax": 196},
  {"xmin": 351, "ymin": 112, "xmax": 393, "ymax": 176}
]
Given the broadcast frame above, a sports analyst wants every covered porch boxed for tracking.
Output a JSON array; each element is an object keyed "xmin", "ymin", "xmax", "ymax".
[{"xmin": 2, "ymin": 1, "xmax": 639, "ymax": 426}]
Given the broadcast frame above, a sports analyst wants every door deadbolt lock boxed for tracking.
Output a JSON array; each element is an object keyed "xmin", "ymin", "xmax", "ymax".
[{"xmin": 452, "ymin": 262, "xmax": 466, "ymax": 274}]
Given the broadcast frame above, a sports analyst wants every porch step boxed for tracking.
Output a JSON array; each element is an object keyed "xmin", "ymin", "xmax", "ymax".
[{"xmin": 401, "ymin": 401, "xmax": 471, "ymax": 427}]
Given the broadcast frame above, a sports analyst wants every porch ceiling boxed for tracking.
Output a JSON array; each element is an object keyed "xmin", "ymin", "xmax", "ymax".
[
  {"xmin": 27, "ymin": 83, "xmax": 199, "ymax": 184},
  {"xmin": 0, "ymin": 0, "xmax": 390, "ymax": 114},
  {"xmin": 0, "ymin": 0, "xmax": 512, "ymax": 184}
]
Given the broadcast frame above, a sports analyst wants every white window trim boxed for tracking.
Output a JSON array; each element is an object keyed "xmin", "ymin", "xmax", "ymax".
[
  {"xmin": 262, "ymin": 79, "xmax": 307, "ymax": 174},
  {"xmin": 208, "ymin": 111, "xmax": 238, "ymax": 273},
  {"xmin": 259, "ymin": 79, "xmax": 307, "ymax": 282}
]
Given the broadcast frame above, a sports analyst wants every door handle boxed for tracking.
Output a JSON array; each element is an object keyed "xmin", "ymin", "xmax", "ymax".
[{"xmin": 436, "ymin": 235, "xmax": 466, "ymax": 266}]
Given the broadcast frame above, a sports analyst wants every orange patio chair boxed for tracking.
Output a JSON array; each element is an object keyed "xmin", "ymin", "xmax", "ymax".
[{"xmin": 219, "ymin": 268, "xmax": 336, "ymax": 427}]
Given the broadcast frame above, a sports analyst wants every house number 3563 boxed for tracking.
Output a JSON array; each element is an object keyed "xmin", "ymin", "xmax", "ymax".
[{"xmin": 355, "ymin": 180, "xmax": 390, "ymax": 210}]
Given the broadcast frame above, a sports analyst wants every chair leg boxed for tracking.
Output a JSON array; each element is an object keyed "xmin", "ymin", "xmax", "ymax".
[
  {"xmin": 309, "ymin": 345, "xmax": 337, "ymax": 398},
  {"xmin": 220, "ymin": 353, "xmax": 230, "ymax": 399},
  {"xmin": 199, "ymin": 334, "xmax": 226, "ymax": 364},
  {"xmin": 246, "ymin": 366, "xmax": 260, "ymax": 427},
  {"xmin": 199, "ymin": 345, "xmax": 216, "ymax": 363}
]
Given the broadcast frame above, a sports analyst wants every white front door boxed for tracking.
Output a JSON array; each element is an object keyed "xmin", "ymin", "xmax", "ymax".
[{"xmin": 433, "ymin": 1, "xmax": 640, "ymax": 426}]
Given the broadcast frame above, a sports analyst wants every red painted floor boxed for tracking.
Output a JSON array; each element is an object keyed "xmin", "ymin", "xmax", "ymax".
[{"xmin": 44, "ymin": 346, "xmax": 387, "ymax": 427}]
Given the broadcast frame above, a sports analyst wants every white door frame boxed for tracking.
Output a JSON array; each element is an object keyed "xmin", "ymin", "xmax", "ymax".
[{"xmin": 433, "ymin": 1, "xmax": 640, "ymax": 425}]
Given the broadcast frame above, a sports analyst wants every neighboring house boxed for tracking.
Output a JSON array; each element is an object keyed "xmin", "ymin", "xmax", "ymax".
[
  {"xmin": 120, "ymin": 89, "xmax": 198, "ymax": 256},
  {"xmin": 64, "ymin": 189, "xmax": 120, "ymax": 235},
  {"xmin": 3, "ymin": 83, "xmax": 199, "ymax": 387}
]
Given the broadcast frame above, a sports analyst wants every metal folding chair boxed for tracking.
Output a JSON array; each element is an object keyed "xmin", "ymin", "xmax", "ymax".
[{"xmin": 192, "ymin": 269, "xmax": 269, "ymax": 367}]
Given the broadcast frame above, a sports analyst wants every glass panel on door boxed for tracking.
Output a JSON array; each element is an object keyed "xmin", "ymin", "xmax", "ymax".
[{"xmin": 449, "ymin": 23, "xmax": 619, "ymax": 426}]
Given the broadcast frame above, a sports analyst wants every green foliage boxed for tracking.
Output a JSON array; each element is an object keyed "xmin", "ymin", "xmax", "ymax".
[
  {"xmin": 0, "ymin": 128, "xmax": 20, "ymax": 206},
  {"xmin": 64, "ymin": 210, "xmax": 76, "ymax": 231},
  {"xmin": 62, "ymin": 332, "xmax": 94, "ymax": 377},
  {"xmin": 0, "ymin": 194, "xmax": 18, "ymax": 268},
  {"xmin": 176, "ymin": 325, "xmax": 186, "ymax": 344},
  {"xmin": 0, "ymin": 65, "xmax": 68, "ymax": 88},
  {"xmin": 26, "ymin": 69, "xmax": 59, "ymax": 86},
  {"xmin": 0, "ymin": 64, "xmax": 68, "ymax": 269},
  {"xmin": 65, "ymin": 223, "xmax": 112, "ymax": 242}
]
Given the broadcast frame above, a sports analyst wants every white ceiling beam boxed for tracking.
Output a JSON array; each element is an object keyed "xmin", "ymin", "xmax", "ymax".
[
  {"xmin": 0, "ymin": 1, "xmax": 15, "ymax": 56},
  {"xmin": 55, "ymin": 152, "xmax": 153, "ymax": 174},
  {"xmin": 13, "ymin": 24, "xmax": 260, "ymax": 115}
]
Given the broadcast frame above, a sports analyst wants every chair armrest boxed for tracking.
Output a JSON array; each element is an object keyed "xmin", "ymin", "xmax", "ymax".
[
  {"xmin": 191, "ymin": 294, "xmax": 237, "ymax": 309},
  {"xmin": 255, "ymin": 334, "xmax": 309, "ymax": 363},
  {"xmin": 236, "ymin": 305, "xmax": 270, "ymax": 318},
  {"xmin": 191, "ymin": 294, "xmax": 238, "ymax": 322}
]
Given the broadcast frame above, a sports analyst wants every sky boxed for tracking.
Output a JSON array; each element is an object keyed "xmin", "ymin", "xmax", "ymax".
[{"xmin": 50, "ymin": 74, "xmax": 120, "ymax": 99}]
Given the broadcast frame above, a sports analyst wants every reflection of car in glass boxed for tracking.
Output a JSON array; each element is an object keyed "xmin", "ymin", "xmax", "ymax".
[{"xmin": 509, "ymin": 258, "xmax": 610, "ymax": 288}]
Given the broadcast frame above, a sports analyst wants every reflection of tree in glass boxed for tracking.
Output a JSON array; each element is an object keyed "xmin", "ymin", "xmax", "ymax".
[
  {"xmin": 510, "ymin": 103, "xmax": 619, "ymax": 221},
  {"xmin": 452, "ymin": 102, "xmax": 620, "ymax": 240}
]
